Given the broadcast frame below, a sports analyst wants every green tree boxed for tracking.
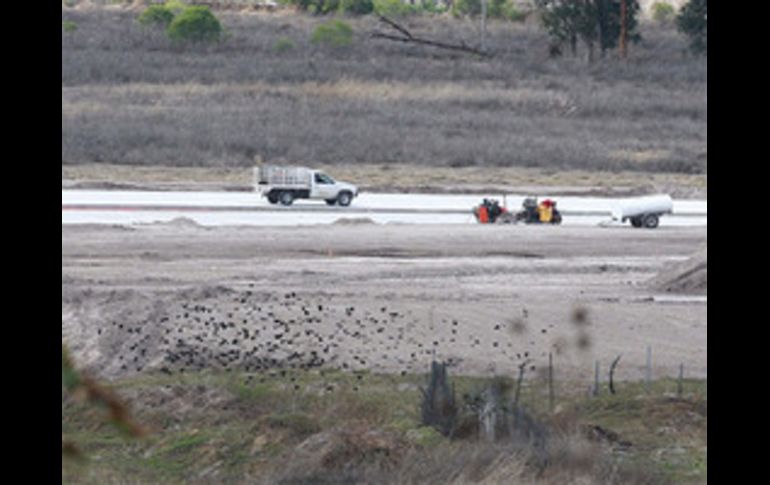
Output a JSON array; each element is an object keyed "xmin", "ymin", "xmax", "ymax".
[
  {"xmin": 536, "ymin": 0, "xmax": 640, "ymax": 61},
  {"xmin": 651, "ymin": 1, "xmax": 676, "ymax": 24},
  {"xmin": 676, "ymin": 0, "xmax": 706, "ymax": 54},
  {"xmin": 595, "ymin": 0, "xmax": 641, "ymax": 56},
  {"xmin": 166, "ymin": 5, "xmax": 223, "ymax": 44},
  {"xmin": 536, "ymin": 0, "xmax": 594, "ymax": 58}
]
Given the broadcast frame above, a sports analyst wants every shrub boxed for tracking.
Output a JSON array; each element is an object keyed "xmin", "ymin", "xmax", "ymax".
[
  {"xmin": 274, "ymin": 36, "xmax": 296, "ymax": 53},
  {"xmin": 651, "ymin": 1, "xmax": 675, "ymax": 23},
  {"xmin": 282, "ymin": 0, "xmax": 374, "ymax": 15},
  {"xmin": 62, "ymin": 20, "xmax": 78, "ymax": 33},
  {"xmin": 164, "ymin": 0, "xmax": 189, "ymax": 15},
  {"xmin": 280, "ymin": 0, "xmax": 334, "ymax": 14},
  {"xmin": 166, "ymin": 6, "xmax": 222, "ymax": 44},
  {"xmin": 137, "ymin": 5, "xmax": 175, "ymax": 29},
  {"xmin": 453, "ymin": 0, "xmax": 526, "ymax": 21},
  {"xmin": 311, "ymin": 19, "xmax": 354, "ymax": 48},
  {"xmin": 338, "ymin": 0, "xmax": 374, "ymax": 15},
  {"xmin": 318, "ymin": 0, "xmax": 339, "ymax": 13},
  {"xmin": 498, "ymin": 1, "xmax": 527, "ymax": 21},
  {"xmin": 373, "ymin": 0, "xmax": 420, "ymax": 17},
  {"xmin": 420, "ymin": 0, "xmax": 448, "ymax": 14}
]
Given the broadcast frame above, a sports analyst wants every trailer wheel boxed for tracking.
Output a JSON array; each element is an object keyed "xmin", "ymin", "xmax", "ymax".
[
  {"xmin": 337, "ymin": 191, "xmax": 353, "ymax": 207},
  {"xmin": 325, "ymin": 199, "xmax": 337, "ymax": 206},
  {"xmin": 279, "ymin": 191, "xmax": 294, "ymax": 206},
  {"xmin": 642, "ymin": 213, "xmax": 659, "ymax": 229}
]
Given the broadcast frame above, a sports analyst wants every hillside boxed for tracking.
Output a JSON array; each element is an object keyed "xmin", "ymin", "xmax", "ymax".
[{"xmin": 62, "ymin": 4, "xmax": 707, "ymax": 179}]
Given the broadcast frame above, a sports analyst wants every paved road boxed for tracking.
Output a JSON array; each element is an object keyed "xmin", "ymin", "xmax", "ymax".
[{"xmin": 62, "ymin": 190, "xmax": 707, "ymax": 227}]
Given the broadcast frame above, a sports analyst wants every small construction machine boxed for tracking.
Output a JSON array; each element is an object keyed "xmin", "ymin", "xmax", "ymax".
[{"xmin": 473, "ymin": 197, "xmax": 562, "ymax": 224}]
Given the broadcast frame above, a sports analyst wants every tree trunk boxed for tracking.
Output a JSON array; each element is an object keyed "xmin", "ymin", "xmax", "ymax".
[
  {"xmin": 619, "ymin": 0, "xmax": 628, "ymax": 58},
  {"xmin": 586, "ymin": 40, "xmax": 595, "ymax": 64},
  {"xmin": 481, "ymin": 0, "xmax": 487, "ymax": 53}
]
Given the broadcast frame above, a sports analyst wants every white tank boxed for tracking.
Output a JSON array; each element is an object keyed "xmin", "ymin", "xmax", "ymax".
[{"xmin": 611, "ymin": 194, "xmax": 673, "ymax": 221}]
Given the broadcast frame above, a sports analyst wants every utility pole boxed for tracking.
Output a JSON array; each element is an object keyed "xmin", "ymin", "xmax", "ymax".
[{"xmin": 619, "ymin": 0, "xmax": 628, "ymax": 59}]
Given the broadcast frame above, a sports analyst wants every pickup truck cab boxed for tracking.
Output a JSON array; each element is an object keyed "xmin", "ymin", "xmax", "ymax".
[{"xmin": 254, "ymin": 165, "xmax": 359, "ymax": 206}]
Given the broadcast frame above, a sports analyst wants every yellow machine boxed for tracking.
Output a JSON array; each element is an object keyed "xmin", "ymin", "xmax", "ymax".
[{"xmin": 538, "ymin": 203, "xmax": 553, "ymax": 223}]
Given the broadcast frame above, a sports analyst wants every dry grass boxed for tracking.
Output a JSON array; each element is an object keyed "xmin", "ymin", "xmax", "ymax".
[
  {"xmin": 62, "ymin": 7, "xmax": 706, "ymax": 175},
  {"xmin": 62, "ymin": 161, "xmax": 707, "ymax": 198},
  {"xmin": 63, "ymin": 368, "xmax": 706, "ymax": 484}
]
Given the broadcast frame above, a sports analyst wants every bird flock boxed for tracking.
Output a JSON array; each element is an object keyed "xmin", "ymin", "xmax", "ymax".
[{"xmin": 97, "ymin": 284, "xmax": 561, "ymax": 386}]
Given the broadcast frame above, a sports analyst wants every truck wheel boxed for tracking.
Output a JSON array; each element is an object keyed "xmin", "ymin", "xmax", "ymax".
[
  {"xmin": 325, "ymin": 199, "xmax": 337, "ymax": 206},
  {"xmin": 279, "ymin": 191, "xmax": 294, "ymax": 206},
  {"xmin": 267, "ymin": 193, "xmax": 279, "ymax": 204},
  {"xmin": 642, "ymin": 213, "xmax": 659, "ymax": 229},
  {"xmin": 337, "ymin": 191, "xmax": 352, "ymax": 207},
  {"xmin": 630, "ymin": 217, "xmax": 643, "ymax": 228}
]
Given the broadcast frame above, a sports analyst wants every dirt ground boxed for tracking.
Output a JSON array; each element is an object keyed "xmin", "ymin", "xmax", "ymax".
[{"xmin": 62, "ymin": 220, "xmax": 707, "ymax": 387}]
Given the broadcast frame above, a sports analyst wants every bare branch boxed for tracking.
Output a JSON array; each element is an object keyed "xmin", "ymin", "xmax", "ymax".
[
  {"xmin": 372, "ymin": 15, "xmax": 491, "ymax": 58},
  {"xmin": 377, "ymin": 14, "xmax": 413, "ymax": 40}
]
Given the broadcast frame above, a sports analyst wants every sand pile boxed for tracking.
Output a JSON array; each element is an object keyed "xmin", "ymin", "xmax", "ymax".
[
  {"xmin": 648, "ymin": 246, "xmax": 707, "ymax": 294},
  {"xmin": 332, "ymin": 217, "xmax": 376, "ymax": 225},
  {"xmin": 142, "ymin": 216, "xmax": 204, "ymax": 229}
]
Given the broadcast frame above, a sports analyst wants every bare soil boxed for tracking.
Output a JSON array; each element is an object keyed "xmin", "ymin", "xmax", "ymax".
[{"xmin": 62, "ymin": 222, "xmax": 707, "ymax": 384}]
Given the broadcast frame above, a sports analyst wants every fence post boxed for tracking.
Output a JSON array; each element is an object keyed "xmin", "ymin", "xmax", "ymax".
[
  {"xmin": 548, "ymin": 352, "xmax": 554, "ymax": 413},
  {"xmin": 677, "ymin": 363, "xmax": 684, "ymax": 398},
  {"xmin": 645, "ymin": 345, "xmax": 652, "ymax": 391},
  {"xmin": 480, "ymin": 385, "xmax": 498, "ymax": 442},
  {"xmin": 513, "ymin": 361, "xmax": 527, "ymax": 411},
  {"xmin": 592, "ymin": 360, "xmax": 600, "ymax": 397}
]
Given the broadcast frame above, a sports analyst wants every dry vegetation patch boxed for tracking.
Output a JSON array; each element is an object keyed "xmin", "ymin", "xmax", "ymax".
[
  {"xmin": 62, "ymin": 8, "xmax": 706, "ymax": 175},
  {"xmin": 63, "ymin": 369, "xmax": 706, "ymax": 484}
]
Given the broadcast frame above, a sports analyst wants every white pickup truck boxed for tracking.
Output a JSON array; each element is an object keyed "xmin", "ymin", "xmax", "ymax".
[{"xmin": 254, "ymin": 165, "xmax": 359, "ymax": 206}]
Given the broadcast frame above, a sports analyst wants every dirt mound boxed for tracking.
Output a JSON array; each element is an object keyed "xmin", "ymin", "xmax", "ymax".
[
  {"xmin": 648, "ymin": 246, "xmax": 707, "ymax": 294},
  {"xmin": 140, "ymin": 216, "xmax": 205, "ymax": 229},
  {"xmin": 281, "ymin": 424, "xmax": 405, "ymax": 478},
  {"xmin": 332, "ymin": 217, "xmax": 376, "ymax": 225}
]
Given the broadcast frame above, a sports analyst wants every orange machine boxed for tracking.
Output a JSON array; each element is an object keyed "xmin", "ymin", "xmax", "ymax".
[
  {"xmin": 474, "ymin": 197, "xmax": 562, "ymax": 225},
  {"xmin": 473, "ymin": 199, "xmax": 507, "ymax": 224}
]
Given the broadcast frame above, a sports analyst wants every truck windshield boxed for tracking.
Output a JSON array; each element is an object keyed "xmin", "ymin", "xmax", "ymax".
[{"xmin": 315, "ymin": 173, "xmax": 334, "ymax": 184}]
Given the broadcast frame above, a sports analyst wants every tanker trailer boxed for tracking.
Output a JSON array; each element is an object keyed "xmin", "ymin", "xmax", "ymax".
[{"xmin": 611, "ymin": 194, "xmax": 673, "ymax": 229}]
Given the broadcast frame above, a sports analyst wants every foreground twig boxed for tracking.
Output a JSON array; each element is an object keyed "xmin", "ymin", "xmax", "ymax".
[
  {"xmin": 608, "ymin": 354, "xmax": 622, "ymax": 395},
  {"xmin": 371, "ymin": 15, "xmax": 491, "ymax": 58}
]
